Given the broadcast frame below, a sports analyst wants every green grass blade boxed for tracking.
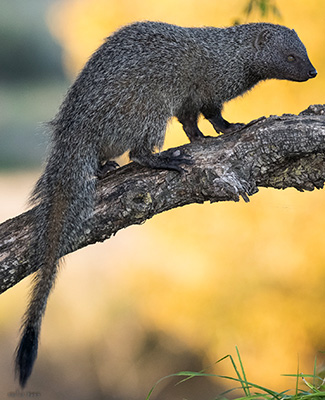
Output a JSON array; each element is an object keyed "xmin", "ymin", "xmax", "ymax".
[
  {"xmin": 174, "ymin": 353, "xmax": 232, "ymax": 386},
  {"xmin": 228, "ymin": 353, "xmax": 247, "ymax": 395},
  {"xmin": 313, "ymin": 355, "xmax": 318, "ymax": 388},
  {"xmin": 298, "ymin": 392, "xmax": 325, "ymax": 399},
  {"xmin": 296, "ymin": 357, "xmax": 300, "ymax": 396},
  {"xmin": 146, "ymin": 349, "xmax": 325, "ymax": 400},
  {"xmin": 147, "ymin": 371, "xmax": 282, "ymax": 400},
  {"xmin": 236, "ymin": 346, "xmax": 251, "ymax": 397},
  {"xmin": 283, "ymin": 374, "xmax": 322, "ymax": 378}
]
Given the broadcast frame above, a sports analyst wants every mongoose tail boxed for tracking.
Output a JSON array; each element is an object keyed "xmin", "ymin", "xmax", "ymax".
[{"xmin": 15, "ymin": 140, "xmax": 98, "ymax": 387}]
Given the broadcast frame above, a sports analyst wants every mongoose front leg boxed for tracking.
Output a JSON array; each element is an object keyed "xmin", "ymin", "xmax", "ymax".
[
  {"xmin": 130, "ymin": 148, "xmax": 192, "ymax": 173},
  {"xmin": 177, "ymin": 114, "xmax": 205, "ymax": 142},
  {"xmin": 202, "ymin": 107, "xmax": 245, "ymax": 135}
]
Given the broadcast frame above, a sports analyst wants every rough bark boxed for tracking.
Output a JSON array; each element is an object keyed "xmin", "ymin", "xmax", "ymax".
[{"xmin": 1, "ymin": 104, "xmax": 325, "ymax": 294}]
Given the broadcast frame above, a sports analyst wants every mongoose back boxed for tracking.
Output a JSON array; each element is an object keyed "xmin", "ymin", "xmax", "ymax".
[{"xmin": 15, "ymin": 21, "xmax": 317, "ymax": 387}]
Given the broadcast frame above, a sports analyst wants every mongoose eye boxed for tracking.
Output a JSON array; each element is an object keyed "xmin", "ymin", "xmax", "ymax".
[{"xmin": 287, "ymin": 55, "xmax": 295, "ymax": 62}]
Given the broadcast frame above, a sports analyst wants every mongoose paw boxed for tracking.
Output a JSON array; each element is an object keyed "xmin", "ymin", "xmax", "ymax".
[
  {"xmin": 188, "ymin": 134, "xmax": 208, "ymax": 143},
  {"xmin": 97, "ymin": 161, "xmax": 119, "ymax": 179},
  {"xmin": 220, "ymin": 122, "xmax": 246, "ymax": 135},
  {"xmin": 222, "ymin": 117, "xmax": 267, "ymax": 134},
  {"xmin": 161, "ymin": 149, "xmax": 193, "ymax": 172},
  {"xmin": 131, "ymin": 149, "xmax": 193, "ymax": 173}
]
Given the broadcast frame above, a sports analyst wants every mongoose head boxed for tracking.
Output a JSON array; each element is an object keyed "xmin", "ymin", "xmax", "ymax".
[{"xmin": 254, "ymin": 25, "xmax": 317, "ymax": 82}]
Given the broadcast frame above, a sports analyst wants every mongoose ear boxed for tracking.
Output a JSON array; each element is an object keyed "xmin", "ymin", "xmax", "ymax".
[{"xmin": 254, "ymin": 29, "xmax": 272, "ymax": 50}]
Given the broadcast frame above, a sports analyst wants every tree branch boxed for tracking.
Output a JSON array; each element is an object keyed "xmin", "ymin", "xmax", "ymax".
[{"xmin": 1, "ymin": 104, "xmax": 325, "ymax": 294}]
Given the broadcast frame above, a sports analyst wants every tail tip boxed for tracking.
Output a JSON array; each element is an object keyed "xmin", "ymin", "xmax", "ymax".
[{"xmin": 15, "ymin": 326, "xmax": 39, "ymax": 388}]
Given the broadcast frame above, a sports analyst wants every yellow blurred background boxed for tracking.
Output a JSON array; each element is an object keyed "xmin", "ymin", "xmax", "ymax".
[{"xmin": 0, "ymin": 0, "xmax": 325, "ymax": 399}]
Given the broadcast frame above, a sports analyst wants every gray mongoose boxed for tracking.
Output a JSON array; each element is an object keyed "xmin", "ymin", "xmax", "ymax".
[{"xmin": 15, "ymin": 21, "xmax": 317, "ymax": 387}]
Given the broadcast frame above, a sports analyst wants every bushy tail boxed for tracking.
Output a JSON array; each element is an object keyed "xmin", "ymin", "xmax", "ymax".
[{"xmin": 15, "ymin": 141, "xmax": 98, "ymax": 387}]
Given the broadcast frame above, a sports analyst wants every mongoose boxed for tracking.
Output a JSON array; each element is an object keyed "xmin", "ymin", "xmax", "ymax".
[{"xmin": 15, "ymin": 21, "xmax": 317, "ymax": 387}]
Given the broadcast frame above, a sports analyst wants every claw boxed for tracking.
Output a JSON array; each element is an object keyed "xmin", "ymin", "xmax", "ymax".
[
  {"xmin": 159, "ymin": 149, "xmax": 193, "ymax": 172},
  {"xmin": 97, "ymin": 161, "xmax": 119, "ymax": 179},
  {"xmin": 131, "ymin": 148, "xmax": 193, "ymax": 173}
]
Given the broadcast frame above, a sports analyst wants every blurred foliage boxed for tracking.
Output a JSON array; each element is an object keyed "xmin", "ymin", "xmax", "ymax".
[
  {"xmin": 0, "ymin": 0, "xmax": 64, "ymax": 82},
  {"xmin": 0, "ymin": 0, "xmax": 67, "ymax": 169},
  {"xmin": 234, "ymin": 0, "xmax": 282, "ymax": 24},
  {"xmin": 0, "ymin": 0, "xmax": 325, "ymax": 399},
  {"xmin": 0, "ymin": 81, "xmax": 68, "ymax": 169}
]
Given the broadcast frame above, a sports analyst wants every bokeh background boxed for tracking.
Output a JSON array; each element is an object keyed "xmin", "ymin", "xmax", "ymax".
[{"xmin": 0, "ymin": 0, "xmax": 325, "ymax": 399}]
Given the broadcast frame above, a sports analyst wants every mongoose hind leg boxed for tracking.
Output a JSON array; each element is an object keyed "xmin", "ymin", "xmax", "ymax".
[{"xmin": 130, "ymin": 148, "xmax": 192, "ymax": 173}]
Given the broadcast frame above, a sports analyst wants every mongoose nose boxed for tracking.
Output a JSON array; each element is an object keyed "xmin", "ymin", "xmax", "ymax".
[{"xmin": 308, "ymin": 69, "xmax": 317, "ymax": 78}]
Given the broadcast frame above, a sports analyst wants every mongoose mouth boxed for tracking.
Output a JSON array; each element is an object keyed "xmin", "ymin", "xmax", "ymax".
[
  {"xmin": 291, "ymin": 69, "xmax": 317, "ymax": 82},
  {"xmin": 305, "ymin": 68, "xmax": 317, "ymax": 81}
]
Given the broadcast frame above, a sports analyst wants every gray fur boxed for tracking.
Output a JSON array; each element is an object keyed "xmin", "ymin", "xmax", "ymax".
[{"xmin": 15, "ymin": 21, "xmax": 316, "ymax": 387}]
